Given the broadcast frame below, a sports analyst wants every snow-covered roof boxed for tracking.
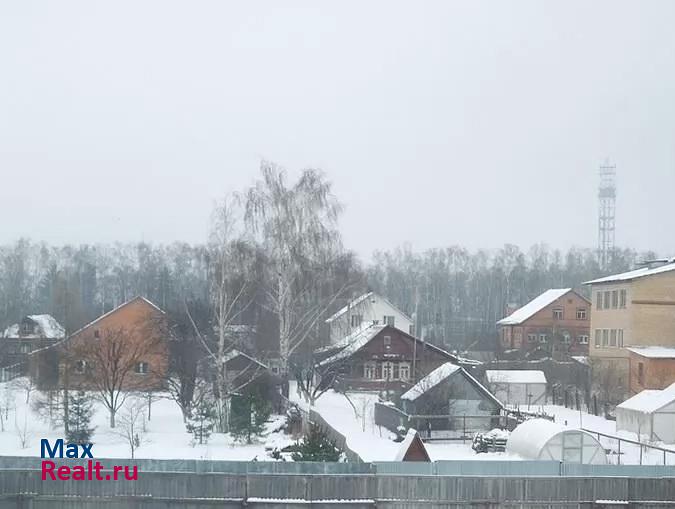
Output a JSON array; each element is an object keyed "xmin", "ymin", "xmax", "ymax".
[
  {"xmin": 485, "ymin": 370, "xmax": 547, "ymax": 385},
  {"xmin": 2, "ymin": 314, "xmax": 65, "ymax": 339},
  {"xmin": 394, "ymin": 428, "xmax": 424, "ymax": 461},
  {"xmin": 617, "ymin": 383, "xmax": 675, "ymax": 414},
  {"xmin": 583, "ymin": 261, "xmax": 675, "ymax": 285},
  {"xmin": 401, "ymin": 363, "xmax": 461, "ymax": 401},
  {"xmin": 507, "ymin": 418, "xmax": 605, "ymax": 464},
  {"xmin": 626, "ymin": 346, "xmax": 675, "ymax": 359},
  {"xmin": 325, "ymin": 292, "xmax": 411, "ymax": 324},
  {"xmin": 497, "ymin": 289, "xmax": 571, "ymax": 325},
  {"xmin": 401, "ymin": 362, "xmax": 503, "ymax": 408},
  {"xmin": 571, "ymin": 356, "xmax": 590, "ymax": 366},
  {"xmin": 318, "ymin": 324, "xmax": 386, "ymax": 366}
]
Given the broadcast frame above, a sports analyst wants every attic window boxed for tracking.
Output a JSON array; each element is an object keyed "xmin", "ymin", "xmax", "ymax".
[
  {"xmin": 552, "ymin": 309, "xmax": 563, "ymax": 320},
  {"xmin": 74, "ymin": 360, "xmax": 87, "ymax": 374},
  {"xmin": 383, "ymin": 335, "xmax": 391, "ymax": 348},
  {"xmin": 94, "ymin": 329, "xmax": 100, "ymax": 339},
  {"xmin": 350, "ymin": 314, "xmax": 362, "ymax": 327},
  {"xmin": 383, "ymin": 315, "xmax": 395, "ymax": 327},
  {"xmin": 21, "ymin": 323, "xmax": 33, "ymax": 335}
]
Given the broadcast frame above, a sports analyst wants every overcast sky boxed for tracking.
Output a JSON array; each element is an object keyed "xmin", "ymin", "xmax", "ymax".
[{"xmin": 1, "ymin": 1, "xmax": 674, "ymax": 259}]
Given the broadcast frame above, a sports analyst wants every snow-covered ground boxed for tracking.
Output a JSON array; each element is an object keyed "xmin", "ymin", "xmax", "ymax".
[
  {"xmin": 290, "ymin": 386, "xmax": 675, "ymax": 465},
  {"xmin": 289, "ymin": 385, "xmax": 516, "ymax": 462},
  {"xmin": 0, "ymin": 379, "xmax": 290, "ymax": 461}
]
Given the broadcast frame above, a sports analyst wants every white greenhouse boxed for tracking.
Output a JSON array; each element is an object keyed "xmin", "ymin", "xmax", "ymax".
[
  {"xmin": 507, "ymin": 419, "xmax": 607, "ymax": 464},
  {"xmin": 615, "ymin": 383, "xmax": 675, "ymax": 443}
]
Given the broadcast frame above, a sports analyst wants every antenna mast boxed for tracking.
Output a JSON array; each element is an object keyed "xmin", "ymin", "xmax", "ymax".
[{"xmin": 598, "ymin": 160, "xmax": 617, "ymax": 270}]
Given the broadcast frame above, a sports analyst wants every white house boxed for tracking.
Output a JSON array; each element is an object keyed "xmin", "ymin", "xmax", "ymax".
[
  {"xmin": 325, "ymin": 292, "xmax": 413, "ymax": 344},
  {"xmin": 615, "ymin": 383, "xmax": 675, "ymax": 443},
  {"xmin": 485, "ymin": 370, "xmax": 547, "ymax": 406}
]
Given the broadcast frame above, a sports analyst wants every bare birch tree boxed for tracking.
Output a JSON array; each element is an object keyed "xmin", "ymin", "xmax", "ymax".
[{"xmin": 243, "ymin": 162, "xmax": 359, "ymax": 376}]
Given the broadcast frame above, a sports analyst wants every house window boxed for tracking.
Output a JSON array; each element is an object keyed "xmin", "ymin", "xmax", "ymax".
[
  {"xmin": 576, "ymin": 308, "xmax": 587, "ymax": 320},
  {"xmin": 602, "ymin": 329, "xmax": 609, "ymax": 347},
  {"xmin": 383, "ymin": 315, "xmax": 395, "ymax": 327},
  {"xmin": 620, "ymin": 289, "xmax": 627, "ymax": 308},
  {"xmin": 392, "ymin": 363, "xmax": 400, "ymax": 380},
  {"xmin": 21, "ymin": 323, "xmax": 33, "ymax": 335},
  {"xmin": 74, "ymin": 360, "xmax": 87, "ymax": 374},
  {"xmin": 618, "ymin": 329, "xmax": 624, "ymax": 347},
  {"xmin": 596, "ymin": 292, "xmax": 602, "ymax": 310},
  {"xmin": 603, "ymin": 291, "xmax": 611, "ymax": 309},
  {"xmin": 383, "ymin": 335, "xmax": 391, "ymax": 348},
  {"xmin": 408, "ymin": 324, "xmax": 416, "ymax": 336},
  {"xmin": 20, "ymin": 343, "xmax": 32, "ymax": 354},
  {"xmin": 553, "ymin": 308, "xmax": 563, "ymax": 320},
  {"xmin": 594, "ymin": 329, "xmax": 601, "ymax": 347},
  {"xmin": 562, "ymin": 332, "xmax": 571, "ymax": 344},
  {"xmin": 364, "ymin": 362, "xmax": 376, "ymax": 379},
  {"xmin": 638, "ymin": 362, "xmax": 644, "ymax": 385},
  {"xmin": 527, "ymin": 333, "xmax": 537, "ymax": 343},
  {"xmin": 578, "ymin": 335, "xmax": 589, "ymax": 345},
  {"xmin": 539, "ymin": 334, "xmax": 547, "ymax": 343},
  {"xmin": 399, "ymin": 362, "xmax": 410, "ymax": 381},
  {"xmin": 611, "ymin": 290, "xmax": 618, "ymax": 309},
  {"xmin": 94, "ymin": 329, "xmax": 100, "ymax": 339},
  {"xmin": 135, "ymin": 362, "xmax": 149, "ymax": 375},
  {"xmin": 350, "ymin": 314, "xmax": 362, "ymax": 327},
  {"xmin": 382, "ymin": 361, "xmax": 394, "ymax": 380},
  {"xmin": 610, "ymin": 329, "xmax": 617, "ymax": 347}
]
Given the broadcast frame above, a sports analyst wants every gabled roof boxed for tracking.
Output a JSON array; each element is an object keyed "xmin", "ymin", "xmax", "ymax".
[
  {"xmin": 497, "ymin": 289, "xmax": 573, "ymax": 325},
  {"xmin": 2, "ymin": 314, "xmax": 65, "ymax": 339},
  {"xmin": 617, "ymin": 383, "xmax": 675, "ymax": 414},
  {"xmin": 394, "ymin": 429, "xmax": 430, "ymax": 462},
  {"xmin": 325, "ymin": 292, "xmax": 412, "ymax": 324},
  {"xmin": 583, "ymin": 261, "xmax": 675, "ymax": 285},
  {"xmin": 485, "ymin": 370, "xmax": 547, "ymax": 385},
  {"xmin": 69, "ymin": 296, "xmax": 165, "ymax": 338},
  {"xmin": 401, "ymin": 361, "xmax": 503, "ymax": 409},
  {"xmin": 317, "ymin": 324, "xmax": 459, "ymax": 368},
  {"xmin": 318, "ymin": 324, "xmax": 386, "ymax": 366}
]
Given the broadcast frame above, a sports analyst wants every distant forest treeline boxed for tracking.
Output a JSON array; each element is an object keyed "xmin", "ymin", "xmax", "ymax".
[{"xmin": 0, "ymin": 238, "xmax": 656, "ymax": 350}]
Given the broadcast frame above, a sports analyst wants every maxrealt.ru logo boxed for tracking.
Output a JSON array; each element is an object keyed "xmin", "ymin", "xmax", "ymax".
[{"xmin": 41, "ymin": 439, "xmax": 138, "ymax": 481}]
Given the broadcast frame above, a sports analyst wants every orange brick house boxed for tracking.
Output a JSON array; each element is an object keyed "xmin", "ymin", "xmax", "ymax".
[
  {"xmin": 63, "ymin": 296, "xmax": 169, "ymax": 391},
  {"xmin": 497, "ymin": 288, "xmax": 591, "ymax": 359},
  {"xmin": 627, "ymin": 347, "xmax": 675, "ymax": 394}
]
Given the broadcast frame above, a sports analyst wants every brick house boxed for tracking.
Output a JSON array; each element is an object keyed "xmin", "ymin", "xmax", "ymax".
[
  {"xmin": 627, "ymin": 347, "xmax": 675, "ymax": 394},
  {"xmin": 584, "ymin": 259, "xmax": 675, "ymax": 399},
  {"xmin": 316, "ymin": 324, "xmax": 460, "ymax": 391},
  {"xmin": 64, "ymin": 296, "xmax": 169, "ymax": 391},
  {"xmin": 497, "ymin": 289, "xmax": 591, "ymax": 359}
]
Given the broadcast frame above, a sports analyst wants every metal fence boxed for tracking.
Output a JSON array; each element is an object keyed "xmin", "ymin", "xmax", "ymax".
[
  {"xmin": 3, "ymin": 456, "xmax": 675, "ymax": 477},
  {"xmin": 0, "ymin": 467, "xmax": 674, "ymax": 507}
]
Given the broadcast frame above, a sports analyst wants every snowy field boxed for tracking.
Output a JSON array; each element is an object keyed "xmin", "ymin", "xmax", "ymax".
[
  {"xmin": 0, "ymin": 379, "xmax": 290, "ymax": 461},
  {"xmin": 290, "ymin": 385, "xmax": 675, "ymax": 465}
]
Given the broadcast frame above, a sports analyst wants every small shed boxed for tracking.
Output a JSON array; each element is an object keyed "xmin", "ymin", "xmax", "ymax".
[
  {"xmin": 394, "ymin": 429, "xmax": 430, "ymax": 462},
  {"xmin": 400, "ymin": 362, "xmax": 503, "ymax": 436},
  {"xmin": 615, "ymin": 383, "xmax": 675, "ymax": 443},
  {"xmin": 507, "ymin": 419, "xmax": 606, "ymax": 464},
  {"xmin": 485, "ymin": 370, "xmax": 547, "ymax": 406}
]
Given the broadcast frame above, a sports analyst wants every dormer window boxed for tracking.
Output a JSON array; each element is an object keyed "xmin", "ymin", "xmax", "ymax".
[
  {"xmin": 383, "ymin": 315, "xmax": 395, "ymax": 327},
  {"xmin": 21, "ymin": 322, "xmax": 33, "ymax": 335}
]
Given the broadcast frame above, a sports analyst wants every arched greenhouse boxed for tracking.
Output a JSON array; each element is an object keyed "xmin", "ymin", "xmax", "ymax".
[{"xmin": 507, "ymin": 419, "xmax": 607, "ymax": 464}]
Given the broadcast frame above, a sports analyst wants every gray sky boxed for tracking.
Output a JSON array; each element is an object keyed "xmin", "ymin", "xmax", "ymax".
[{"xmin": 1, "ymin": 1, "xmax": 674, "ymax": 258}]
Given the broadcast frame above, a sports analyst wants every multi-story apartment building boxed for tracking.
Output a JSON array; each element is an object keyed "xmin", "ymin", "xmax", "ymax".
[
  {"xmin": 497, "ymin": 288, "xmax": 591, "ymax": 358},
  {"xmin": 584, "ymin": 259, "xmax": 675, "ymax": 397}
]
